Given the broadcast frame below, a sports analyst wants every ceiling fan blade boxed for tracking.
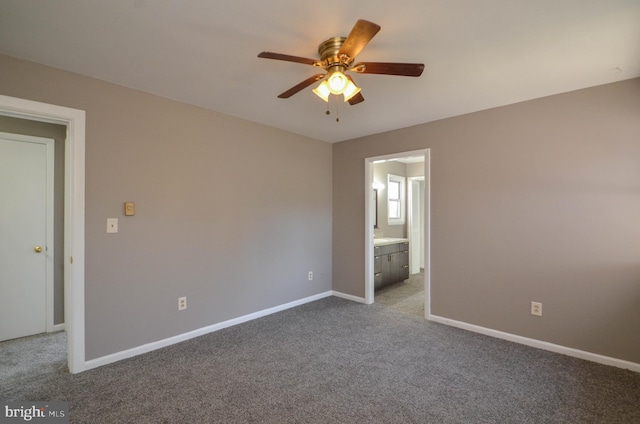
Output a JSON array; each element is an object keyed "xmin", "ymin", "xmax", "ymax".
[
  {"xmin": 338, "ymin": 19, "xmax": 381, "ymax": 60},
  {"xmin": 258, "ymin": 51, "xmax": 321, "ymax": 67},
  {"xmin": 277, "ymin": 74, "xmax": 325, "ymax": 98},
  {"xmin": 348, "ymin": 92, "xmax": 365, "ymax": 106},
  {"xmin": 352, "ymin": 62, "xmax": 425, "ymax": 77}
]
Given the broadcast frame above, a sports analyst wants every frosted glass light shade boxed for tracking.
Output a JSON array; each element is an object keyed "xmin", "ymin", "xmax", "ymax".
[
  {"xmin": 312, "ymin": 81, "xmax": 331, "ymax": 102},
  {"xmin": 312, "ymin": 71, "xmax": 361, "ymax": 103},
  {"xmin": 342, "ymin": 80, "xmax": 361, "ymax": 102},
  {"xmin": 327, "ymin": 71, "xmax": 348, "ymax": 94}
]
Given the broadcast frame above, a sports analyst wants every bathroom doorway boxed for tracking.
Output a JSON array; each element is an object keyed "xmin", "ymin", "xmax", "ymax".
[{"xmin": 365, "ymin": 149, "xmax": 430, "ymax": 318}]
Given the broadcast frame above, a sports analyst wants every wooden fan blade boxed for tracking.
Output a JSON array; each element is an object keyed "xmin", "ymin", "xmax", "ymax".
[
  {"xmin": 352, "ymin": 62, "xmax": 424, "ymax": 77},
  {"xmin": 348, "ymin": 92, "xmax": 365, "ymax": 106},
  {"xmin": 258, "ymin": 52, "xmax": 321, "ymax": 67},
  {"xmin": 277, "ymin": 74, "xmax": 325, "ymax": 98},
  {"xmin": 338, "ymin": 19, "xmax": 381, "ymax": 60}
]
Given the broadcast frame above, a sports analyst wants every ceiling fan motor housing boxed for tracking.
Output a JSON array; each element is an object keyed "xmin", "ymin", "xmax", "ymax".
[{"xmin": 318, "ymin": 36, "xmax": 349, "ymax": 68}]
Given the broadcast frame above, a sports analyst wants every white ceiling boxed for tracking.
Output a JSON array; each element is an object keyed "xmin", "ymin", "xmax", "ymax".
[{"xmin": 1, "ymin": 1, "xmax": 638, "ymax": 143}]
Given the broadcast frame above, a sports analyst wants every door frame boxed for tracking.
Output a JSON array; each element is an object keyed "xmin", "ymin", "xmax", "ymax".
[
  {"xmin": 0, "ymin": 132, "xmax": 55, "ymax": 335},
  {"xmin": 408, "ymin": 176, "xmax": 425, "ymax": 275},
  {"xmin": 0, "ymin": 95, "xmax": 86, "ymax": 374},
  {"xmin": 364, "ymin": 148, "xmax": 431, "ymax": 318}
]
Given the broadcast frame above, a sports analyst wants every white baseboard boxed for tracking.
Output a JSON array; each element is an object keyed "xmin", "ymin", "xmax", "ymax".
[
  {"xmin": 51, "ymin": 323, "xmax": 65, "ymax": 332},
  {"xmin": 81, "ymin": 293, "xmax": 638, "ymax": 374},
  {"xmin": 331, "ymin": 291, "xmax": 367, "ymax": 303},
  {"xmin": 84, "ymin": 291, "xmax": 333, "ymax": 371},
  {"xmin": 429, "ymin": 314, "xmax": 640, "ymax": 373}
]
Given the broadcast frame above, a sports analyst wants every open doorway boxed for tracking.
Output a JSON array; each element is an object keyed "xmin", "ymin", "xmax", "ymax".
[
  {"xmin": 364, "ymin": 149, "xmax": 430, "ymax": 318},
  {"xmin": 0, "ymin": 94, "xmax": 86, "ymax": 374},
  {"xmin": 0, "ymin": 123, "xmax": 65, "ymax": 341}
]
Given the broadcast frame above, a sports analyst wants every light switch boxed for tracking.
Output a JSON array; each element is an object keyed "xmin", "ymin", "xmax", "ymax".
[
  {"xmin": 107, "ymin": 218, "xmax": 118, "ymax": 233},
  {"xmin": 124, "ymin": 202, "xmax": 135, "ymax": 216}
]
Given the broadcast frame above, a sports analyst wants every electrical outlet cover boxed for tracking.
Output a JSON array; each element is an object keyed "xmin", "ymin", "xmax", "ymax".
[
  {"xmin": 178, "ymin": 296, "xmax": 187, "ymax": 311},
  {"xmin": 531, "ymin": 301, "xmax": 542, "ymax": 316}
]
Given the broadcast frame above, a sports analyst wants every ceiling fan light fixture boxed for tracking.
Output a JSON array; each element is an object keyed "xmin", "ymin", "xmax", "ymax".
[
  {"xmin": 327, "ymin": 70, "xmax": 348, "ymax": 94},
  {"xmin": 258, "ymin": 19, "xmax": 425, "ymax": 106},
  {"xmin": 342, "ymin": 80, "xmax": 361, "ymax": 102},
  {"xmin": 312, "ymin": 80, "xmax": 331, "ymax": 102},
  {"xmin": 313, "ymin": 72, "xmax": 361, "ymax": 102}
]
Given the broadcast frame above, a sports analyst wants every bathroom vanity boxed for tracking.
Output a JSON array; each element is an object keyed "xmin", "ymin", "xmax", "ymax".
[{"xmin": 373, "ymin": 238, "xmax": 409, "ymax": 289}]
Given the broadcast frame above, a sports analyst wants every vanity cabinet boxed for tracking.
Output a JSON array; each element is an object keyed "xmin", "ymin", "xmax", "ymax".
[{"xmin": 374, "ymin": 241, "xmax": 409, "ymax": 289}]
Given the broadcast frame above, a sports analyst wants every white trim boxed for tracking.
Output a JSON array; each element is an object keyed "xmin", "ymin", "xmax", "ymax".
[
  {"xmin": 84, "ymin": 291, "xmax": 333, "ymax": 371},
  {"xmin": 44, "ymin": 138, "xmax": 55, "ymax": 333},
  {"xmin": 365, "ymin": 149, "xmax": 431, "ymax": 311},
  {"xmin": 0, "ymin": 95, "xmax": 86, "ymax": 374},
  {"xmin": 52, "ymin": 323, "xmax": 66, "ymax": 332},
  {"xmin": 365, "ymin": 160, "xmax": 375, "ymax": 304},
  {"xmin": 331, "ymin": 291, "xmax": 367, "ymax": 304},
  {"xmin": 429, "ymin": 314, "xmax": 640, "ymax": 373},
  {"xmin": 423, "ymin": 153, "xmax": 431, "ymax": 318},
  {"xmin": 407, "ymin": 176, "xmax": 425, "ymax": 275}
]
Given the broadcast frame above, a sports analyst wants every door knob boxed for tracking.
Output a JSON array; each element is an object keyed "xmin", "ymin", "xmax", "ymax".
[{"xmin": 34, "ymin": 246, "xmax": 43, "ymax": 253}]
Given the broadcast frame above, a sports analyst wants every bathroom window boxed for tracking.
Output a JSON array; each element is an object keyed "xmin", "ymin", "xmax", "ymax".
[{"xmin": 387, "ymin": 174, "xmax": 405, "ymax": 225}]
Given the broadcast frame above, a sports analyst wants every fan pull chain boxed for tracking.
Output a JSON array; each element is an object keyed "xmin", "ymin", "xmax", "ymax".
[
  {"xmin": 325, "ymin": 94, "xmax": 332, "ymax": 116},
  {"xmin": 323, "ymin": 96, "xmax": 341, "ymax": 122}
]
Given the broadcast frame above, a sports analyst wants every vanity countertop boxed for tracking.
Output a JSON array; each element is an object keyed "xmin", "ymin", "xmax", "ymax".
[{"xmin": 373, "ymin": 237, "xmax": 409, "ymax": 246}]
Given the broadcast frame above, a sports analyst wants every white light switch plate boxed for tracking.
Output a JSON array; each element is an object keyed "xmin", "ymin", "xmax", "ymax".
[{"xmin": 107, "ymin": 218, "xmax": 118, "ymax": 233}]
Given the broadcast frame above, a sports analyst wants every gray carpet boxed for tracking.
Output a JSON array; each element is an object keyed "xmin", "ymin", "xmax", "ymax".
[
  {"xmin": 0, "ymin": 330, "xmax": 67, "ymax": 383},
  {"xmin": 2, "ymin": 297, "xmax": 639, "ymax": 423}
]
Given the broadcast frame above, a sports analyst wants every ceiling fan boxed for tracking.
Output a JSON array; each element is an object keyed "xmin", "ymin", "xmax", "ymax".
[{"xmin": 258, "ymin": 19, "xmax": 424, "ymax": 106}]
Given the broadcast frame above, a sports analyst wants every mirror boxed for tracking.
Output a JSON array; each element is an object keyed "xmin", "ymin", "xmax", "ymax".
[{"xmin": 373, "ymin": 189, "xmax": 379, "ymax": 229}]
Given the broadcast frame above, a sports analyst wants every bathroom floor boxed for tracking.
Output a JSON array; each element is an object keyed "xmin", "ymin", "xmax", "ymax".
[{"xmin": 374, "ymin": 271, "xmax": 424, "ymax": 318}]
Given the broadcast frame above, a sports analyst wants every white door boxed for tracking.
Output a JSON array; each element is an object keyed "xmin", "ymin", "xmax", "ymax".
[{"xmin": 0, "ymin": 132, "xmax": 54, "ymax": 342}]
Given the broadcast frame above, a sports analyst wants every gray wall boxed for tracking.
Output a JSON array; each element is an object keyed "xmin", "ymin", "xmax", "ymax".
[
  {"xmin": 0, "ymin": 116, "xmax": 66, "ymax": 325},
  {"xmin": 0, "ymin": 54, "xmax": 333, "ymax": 360},
  {"xmin": 3, "ymin": 51, "xmax": 639, "ymax": 365},
  {"xmin": 333, "ymin": 78, "xmax": 640, "ymax": 363}
]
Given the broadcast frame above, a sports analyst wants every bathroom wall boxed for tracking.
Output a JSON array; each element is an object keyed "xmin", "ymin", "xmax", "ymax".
[
  {"xmin": 373, "ymin": 161, "xmax": 407, "ymax": 239},
  {"xmin": 406, "ymin": 162, "xmax": 424, "ymax": 178}
]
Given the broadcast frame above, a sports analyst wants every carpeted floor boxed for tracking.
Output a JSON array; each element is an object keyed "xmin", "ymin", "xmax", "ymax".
[
  {"xmin": 2, "ymin": 296, "xmax": 639, "ymax": 423},
  {"xmin": 0, "ymin": 330, "xmax": 67, "ymax": 383}
]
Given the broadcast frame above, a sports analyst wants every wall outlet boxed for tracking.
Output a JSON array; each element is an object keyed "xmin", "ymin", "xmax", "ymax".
[
  {"xmin": 531, "ymin": 301, "xmax": 542, "ymax": 317},
  {"xmin": 178, "ymin": 296, "xmax": 187, "ymax": 311},
  {"xmin": 308, "ymin": 271, "xmax": 313, "ymax": 281}
]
